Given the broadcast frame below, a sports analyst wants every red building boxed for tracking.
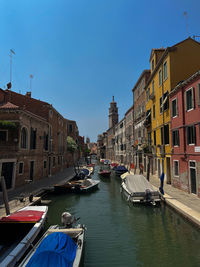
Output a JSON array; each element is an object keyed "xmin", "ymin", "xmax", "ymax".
[{"xmin": 170, "ymin": 70, "xmax": 200, "ymax": 196}]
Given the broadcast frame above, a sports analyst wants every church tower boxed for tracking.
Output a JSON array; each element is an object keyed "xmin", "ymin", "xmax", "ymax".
[{"xmin": 109, "ymin": 96, "xmax": 118, "ymax": 129}]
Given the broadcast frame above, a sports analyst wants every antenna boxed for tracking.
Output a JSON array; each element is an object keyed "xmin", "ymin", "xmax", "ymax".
[
  {"xmin": 193, "ymin": 35, "xmax": 200, "ymax": 41},
  {"xmin": 9, "ymin": 49, "xmax": 15, "ymax": 83},
  {"xmin": 29, "ymin": 74, "xmax": 33, "ymax": 92},
  {"xmin": 183, "ymin": 12, "xmax": 190, "ymax": 37}
]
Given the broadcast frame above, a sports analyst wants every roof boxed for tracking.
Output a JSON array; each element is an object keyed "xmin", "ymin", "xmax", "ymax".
[
  {"xmin": 0, "ymin": 102, "xmax": 19, "ymax": 109},
  {"xmin": 132, "ymin": 69, "xmax": 151, "ymax": 92},
  {"xmin": 170, "ymin": 69, "xmax": 200, "ymax": 96},
  {"xmin": 145, "ymin": 37, "xmax": 200, "ymax": 89}
]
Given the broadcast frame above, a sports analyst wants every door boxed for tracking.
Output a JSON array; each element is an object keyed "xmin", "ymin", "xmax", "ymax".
[
  {"xmin": 158, "ymin": 159, "xmax": 161, "ymax": 178},
  {"xmin": 190, "ymin": 161, "xmax": 197, "ymax": 194},
  {"xmin": 1, "ymin": 162, "xmax": 14, "ymax": 189},
  {"xmin": 166, "ymin": 157, "xmax": 171, "ymax": 184},
  {"xmin": 48, "ymin": 157, "xmax": 51, "ymax": 176},
  {"xmin": 30, "ymin": 161, "xmax": 34, "ymax": 181}
]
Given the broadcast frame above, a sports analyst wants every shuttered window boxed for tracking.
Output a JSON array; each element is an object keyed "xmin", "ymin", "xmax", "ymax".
[
  {"xmin": 187, "ymin": 125, "xmax": 196, "ymax": 145},
  {"xmin": 172, "ymin": 130, "xmax": 179, "ymax": 146}
]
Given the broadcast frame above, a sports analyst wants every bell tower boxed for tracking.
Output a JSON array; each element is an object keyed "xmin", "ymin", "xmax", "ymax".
[{"xmin": 109, "ymin": 96, "xmax": 118, "ymax": 129}]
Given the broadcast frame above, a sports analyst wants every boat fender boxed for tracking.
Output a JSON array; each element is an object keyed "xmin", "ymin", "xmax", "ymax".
[{"xmin": 145, "ymin": 189, "xmax": 152, "ymax": 202}]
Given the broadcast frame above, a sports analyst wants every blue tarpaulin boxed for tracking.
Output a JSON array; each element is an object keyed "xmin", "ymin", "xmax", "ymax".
[
  {"xmin": 115, "ymin": 166, "xmax": 128, "ymax": 172},
  {"xmin": 81, "ymin": 168, "xmax": 89, "ymax": 176},
  {"xmin": 26, "ymin": 232, "xmax": 77, "ymax": 267}
]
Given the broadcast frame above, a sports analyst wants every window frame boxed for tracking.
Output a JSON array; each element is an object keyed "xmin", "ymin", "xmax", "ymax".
[
  {"xmin": 187, "ymin": 125, "xmax": 196, "ymax": 145},
  {"xmin": 21, "ymin": 127, "xmax": 28, "ymax": 149},
  {"xmin": 172, "ymin": 98, "xmax": 177, "ymax": 118},
  {"xmin": 172, "ymin": 129, "xmax": 179, "ymax": 147},
  {"xmin": 159, "ymin": 69, "xmax": 162, "ymax": 86},
  {"xmin": 186, "ymin": 87, "xmax": 194, "ymax": 112},
  {"xmin": 163, "ymin": 61, "xmax": 168, "ymax": 80},
  {"xmin": 0, "ymin": 130, "xmax": 8, "ymax": 142},
  {"xmin": 18, "ymin": 162, "xmax": 24, "ymax": 175},
  {"xmin": 173, "ymin": 160, "xmax": 179, "ymax": 177}
]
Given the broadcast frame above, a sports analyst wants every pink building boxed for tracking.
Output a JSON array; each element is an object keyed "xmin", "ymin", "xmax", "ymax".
[{"xmin": 170, "ymin": 70, "xmax": 200, "ymax": 197}]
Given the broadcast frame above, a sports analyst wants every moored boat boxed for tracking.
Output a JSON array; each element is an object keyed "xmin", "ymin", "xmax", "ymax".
[
  {"xmin": 0, "ymin": 206, "xmax": 48, "ymax": 267},
  {"xmin": 74, "ymin": 178, "xmax": 100, "ymax": 193},
  {"xmin": 121, "ymin": 174, "xmax": 161, "ymax": 205},
  {"xmin": 98, "ymin": 169, "xmax": 111, "ymax": 178},
  {"xmin": 19, "ymin": 212, "xmax": 85, "ymax": 267},
  {"xmin": 115, "ymin": 165, "xmax": 128, "ymax": 176}
]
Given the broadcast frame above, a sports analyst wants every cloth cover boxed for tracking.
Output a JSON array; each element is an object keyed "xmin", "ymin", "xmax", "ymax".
[{"xmin": 26, "ymin": 232, "xmax": 77, "ymax": 267}]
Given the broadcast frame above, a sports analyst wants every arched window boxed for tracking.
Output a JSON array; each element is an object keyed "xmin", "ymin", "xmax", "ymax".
[{"xmin": 21, "ymin": 127, "xmax": 28, "ymax": 149}]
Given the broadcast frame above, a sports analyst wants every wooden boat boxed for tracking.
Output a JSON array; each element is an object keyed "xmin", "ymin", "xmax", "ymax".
[
  {"xmin": 98, "ymin": 169, "xmax": 111, "ymax": 178},
  {"xmin": 74, "ymin": 178, "xmax": 100, "ymax": 193},
  {"xmin": 121, "ymin": 174, "xmax": 161, "ymax": 205},
  {"xmin": 19, "ymin": 212, "xmax": 85, "ymax": 267},
  {"xmin": 54, "ymin": 180, "xmax": 84, "ymax": 193},
  {"xmin": 0, "ymin": 206, "xmax": 48, "ymax": 267}
]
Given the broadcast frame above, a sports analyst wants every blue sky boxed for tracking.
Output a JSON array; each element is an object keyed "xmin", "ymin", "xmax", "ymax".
[{"xmin": 0, "ymin": 0, "xmax": 200, "ymax": 141}]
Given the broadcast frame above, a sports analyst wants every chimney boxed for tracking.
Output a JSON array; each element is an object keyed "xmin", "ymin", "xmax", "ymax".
[{"xmin": 26, "ymin": 92, "xmax": 31, "ymax": 98}]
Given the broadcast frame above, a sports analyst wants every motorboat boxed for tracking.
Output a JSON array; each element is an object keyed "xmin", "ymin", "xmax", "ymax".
[
  {"xmin": 54, "ymin": 180, "xmax": 84, "ymax": 193},
  {"xmin": 74, "ymin": 178, "xmax": 100, "ymax": 193},
  {"xmin": 0, "ymin": 206, "xmax": 48, "ymax": 267},
  {"xmin": 115, "ymin": 165, "xmax": 128, "ymax": 176},
  {"xmin": 121, "ymin": 174, "xmax": 161, "ymax": 205},
  {"xmin": 110, "ymin": 163, "xmax": 118, "ymax": 169},
  {"xmin": 98, "ymin": 169, "xmax": 111, "ymax": 178},
  {"xmin": 19, "ymin": 212, "xmax": 85, "ymax": 267}
]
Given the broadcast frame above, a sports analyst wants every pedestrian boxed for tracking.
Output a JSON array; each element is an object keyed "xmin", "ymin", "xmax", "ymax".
[{"xmin": 139, "ymin": 163, "xmax": 144, "ymax": 174}]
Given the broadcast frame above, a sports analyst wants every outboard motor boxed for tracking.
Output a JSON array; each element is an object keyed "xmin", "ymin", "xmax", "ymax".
[
  {"xmin": 61, "ymin": 212, "xmax": 74, "ymax": 228},
  {"xmin": 145, "ymin": 189, "xmax": 152, "ymax": 203}
]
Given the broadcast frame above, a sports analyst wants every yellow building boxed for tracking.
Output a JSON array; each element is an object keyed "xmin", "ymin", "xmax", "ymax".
[{"xmin": 144, "ymin": 37, "xmax": 200, "ymax": 183}]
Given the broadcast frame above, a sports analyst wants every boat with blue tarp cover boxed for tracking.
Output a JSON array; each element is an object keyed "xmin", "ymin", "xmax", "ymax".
[
  {"xmin": 19, "ymin": 212, "xmax": 85, "ymax": 267},
  {"xmin": 115, "ymin": 166, "xmax": 128, "ymax": 176}
]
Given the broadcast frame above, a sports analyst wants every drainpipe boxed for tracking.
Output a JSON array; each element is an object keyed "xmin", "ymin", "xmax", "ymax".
[{"xmin": 181, "ymin": 87, "xmax": 186, "ymax": 156}]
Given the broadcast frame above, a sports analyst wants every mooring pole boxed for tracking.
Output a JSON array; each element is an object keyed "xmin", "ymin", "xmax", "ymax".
[{"xmin": 0, "ymin": 176, "xmax": 10, "ymax": 215}]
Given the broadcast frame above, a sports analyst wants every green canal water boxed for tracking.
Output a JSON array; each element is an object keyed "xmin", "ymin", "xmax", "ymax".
[{"xmin": 44, "ymin": 165, "xmax": 200, "ymax": 267}]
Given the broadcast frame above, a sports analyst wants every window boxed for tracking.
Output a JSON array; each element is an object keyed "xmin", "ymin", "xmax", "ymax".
[
  {"xmin": 163, "ymin": 91, "xmax": 169, "ymax": 111},
  {"xmin": 161, "ymin": 124, "xmax": 169, "ymax": 145},
  {"xmin": 172, "ymin": 130, "xmax": 179, "ymax": 146},
  {"xmin": 44, "ymin": 160, "xmax": 47, "ymax": 169},
  {"xmin": 153, "ymin": 130, "xmax": 156, "ymax": 146},
  {"xmin": 43, "ymin": 132, "xmax": 49, "ymax": 151},
  {"xmin": 146, "ymin": 88, "xmax": 150, "ymax": 102},
  {"xmin": 186, "ymin": 88, "xmax": 194, "ymax": 111},
  {"xmin": 19, "ymin": 162, "xmax": 24, "ymax": 174},
  {"xmin": 160, "ymin": 97, "xmax": 163, "ymax": 113},
  {"xmin": 187, "ymin": 125, "xmax": 196, "ymax": 145},
  {"xmin": 152, "ymin": 80, "xmax": 155, "ymax": 96},
  {"xmin": 148, "ymin": 132, "xmax": 151, "ymax": 145},
  {"xmin": 164, "ymin": 61, "xmax": 167, "ymax": 80},
  {"xmin": 53, "ymin": 157, "xmax": 56, "ymax": 167},
  {"xmin": 69, "ymin": 124, "xmax": 73, "ymax": 133},
  {"xmin": 159, "ymin": 69, "xmax": 162, "ymax": 86},
  {"xmin": 21, "ymin": 127, "xmax": 28, "ymax": 149},
  {"xmin": 30, "ymin": 127, "xmax": 37, "ymax": 149},
  {"xmin": 0, "ymin": 130, "xmax": 7, "ymax": 142},
  {"xmin": 153, "ymin": 104, "xmax": 155, "ymax": 119},
  {"xmin": 172, "ymin": 98, "xmax": 178, "ymax": 117},
  {"xmin": 174, "ymin": 160, "xmax": 179, "ymax": 176},
  {"xmin": 197, "ymin": 83, "xmax": 200, "ymax": 106}
]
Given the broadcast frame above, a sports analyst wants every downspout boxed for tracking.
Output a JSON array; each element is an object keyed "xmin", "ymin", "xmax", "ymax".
[{"xmin": 181, "ymin": 87, "xmax": 186, "ymax": 157}]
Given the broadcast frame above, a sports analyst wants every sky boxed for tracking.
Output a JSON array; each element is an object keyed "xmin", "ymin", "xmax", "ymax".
[{"xmin": 0, "ymin": 0, "xmax": 200, "ymax": 142}]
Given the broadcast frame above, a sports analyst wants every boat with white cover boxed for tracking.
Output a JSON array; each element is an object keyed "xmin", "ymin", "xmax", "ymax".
[{"xmin": 121, "ymin": 174, "xmax": 161, "ymax": 205}]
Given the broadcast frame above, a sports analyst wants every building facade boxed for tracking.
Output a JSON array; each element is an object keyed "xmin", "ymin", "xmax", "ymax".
[
  {"xmin": 114, "ymin": 117, "xmax": 126, "ymax": 163},
  {"xmin": 170, "ymin": 70, "xmax": 200, "ymax": 197},
  {"xmin": 0, "ymin": 89, "xmax": 81, "ymax": 189},
  {"xmin": 124, "ymin": 106, "xmax": 134, "ymax": 166},
  {"xmin": 145, "ymin": 37, "xmax": 200, "ymax": 183}
]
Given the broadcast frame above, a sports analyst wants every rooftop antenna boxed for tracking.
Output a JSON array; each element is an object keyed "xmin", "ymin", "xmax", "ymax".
[
  {"xmin": 9, "ymin": 49, "xmax": 15, "ymax": 83},
  {"xmin": 183, "ymin": 11, "xmax": 190, "ymax": 37},
  {"xmin": 29, "ymin": 74, "xmax": 33, "ymax": 92},
  {"xmin": 193, "ymin": 35, "xmax": 200, "ymax": 40}
]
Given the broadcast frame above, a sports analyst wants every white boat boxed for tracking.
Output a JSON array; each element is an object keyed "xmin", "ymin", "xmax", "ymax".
[
  {"xmin": 74, "ymin": 178, "xmax": 100, "ymax": 193},
  {"xmin": 0, "ymin": 206, "xmax": 48, "ymax": 267},
  {"xmin": 19, "ymin": 212, "xmax": 85, "ymax": 267},
  {"xmin": 121, "ymin": 174, "xmax": 161, "ymax": 205}
]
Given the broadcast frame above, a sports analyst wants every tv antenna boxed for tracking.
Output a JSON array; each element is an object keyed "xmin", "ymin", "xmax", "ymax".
[
  {"xmin": 193, "ymin": 35, "xmax": 200, "ymax": 41},
  {"xmin": 183, "ymin": 12, "xmax": 190, "ymax": 37},
  {"xmin": 29, "ymin": 74, "xmax": 33, "ymax": 92},
  {"xmin": 9, "ymin": 49, "xmax": 15, "ymax": 83}
]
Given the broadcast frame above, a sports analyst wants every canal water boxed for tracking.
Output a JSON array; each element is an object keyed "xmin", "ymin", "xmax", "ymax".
[{"xmin": 44, "ymin": 165, "xmax": 200, "ymax": 267}]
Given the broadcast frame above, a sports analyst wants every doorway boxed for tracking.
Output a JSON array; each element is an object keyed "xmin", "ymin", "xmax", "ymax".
[
  {"xmin": 166, "ymin": 157, "xmax": 171, "ymax": 184},
  {"xmin": 30, "ymin": 161, "xmax": 34, "ymax": 181},
  {"xmin": 1, "ymin": 162, "xmax": 14, "ymax": 190},
  {"xmin": 189, "ymin": 161, "xmax": 197, "ymax": 194}
]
